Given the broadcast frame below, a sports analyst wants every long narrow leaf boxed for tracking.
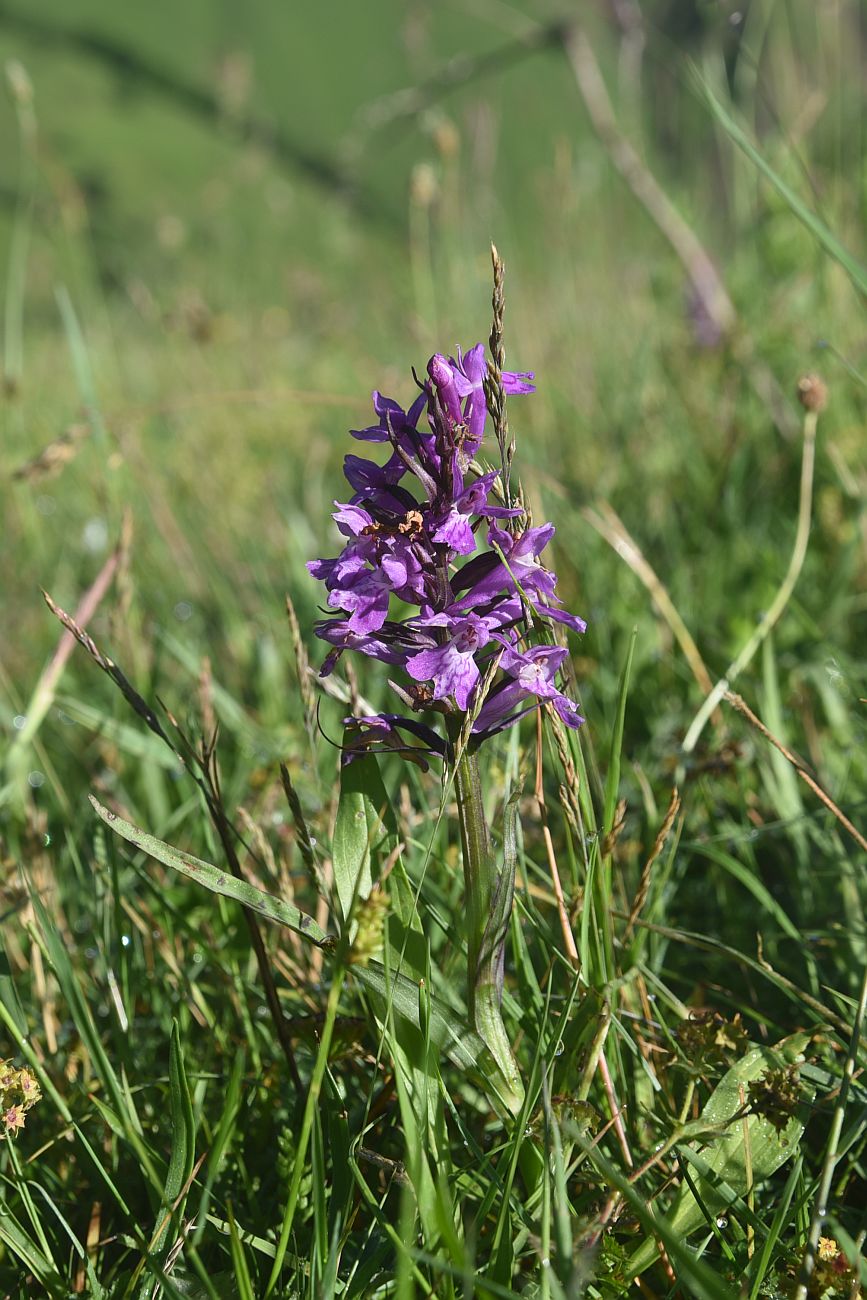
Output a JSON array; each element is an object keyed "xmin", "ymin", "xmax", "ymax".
[
  {"xmin": 694, "ymin": 67, "xmax": 867, "ymax": 299},
  {"xmin": 90, "ymin": 796, "xmax": 331, "ymax": 947}
]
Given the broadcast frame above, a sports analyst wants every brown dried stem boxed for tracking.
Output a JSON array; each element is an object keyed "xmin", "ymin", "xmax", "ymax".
[
  {"xmin": 42, "ymin": 591, "xmax": 303, "ymax": 1091},
  {"xmin": 724, "ymin": 691, "xmax": 867, "ymax": 856},
  {"xmin": 564, "ymin": 25, "xmax": 735, "ymax": 341},
  {"xmin": 623, "ymin": 787, "xmax": 682, "ymax": 941}
]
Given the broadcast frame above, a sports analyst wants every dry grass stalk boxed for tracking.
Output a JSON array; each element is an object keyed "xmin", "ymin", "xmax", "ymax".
[
  {"xmin": 483, "ymin": 243, "xmax": 517, "ymax": 514},
  {"xmin": 725, "ymin": 691, "xmax": 867, "ymax": 855},
  {"xmin": 8, "ymin": 547, "xmax": 122, "ymax": 761},
  {"xmin": 564, "ymin": 25, "xmax": 735, "ymax": 341},
  {"xmin": 285, "ymin": 593, "xmax": 317, "ymax": 744},
  {"xmin": 11, "ymin": 421, "xmax": 90, "ymax": 482},
  {"xmin": 582, "ymin": 500, "xmax": 718, "ymax": 711},
  {"xmin": 624, "ymin": 787, "xmax": 682, "ymax": 941},
  {"xmin": 545, "ymin": 704, "xmax": 583, "ymax": 837}
]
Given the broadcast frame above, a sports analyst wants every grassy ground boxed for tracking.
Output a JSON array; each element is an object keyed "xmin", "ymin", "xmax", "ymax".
[{"xmin": 1, "ymin": 2, "xmax": 867, "ymax": 1296}]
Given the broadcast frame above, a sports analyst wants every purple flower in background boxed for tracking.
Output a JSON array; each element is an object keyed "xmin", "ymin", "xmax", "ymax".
[{"xmin": 307, "ymin": 341, "xmax": 584, "ymax": 757}]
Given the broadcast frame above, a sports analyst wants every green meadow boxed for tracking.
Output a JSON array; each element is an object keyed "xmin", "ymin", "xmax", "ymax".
[{"xmin": 1, "ymin": 2, "xmax": 866, "ymax": 1296}]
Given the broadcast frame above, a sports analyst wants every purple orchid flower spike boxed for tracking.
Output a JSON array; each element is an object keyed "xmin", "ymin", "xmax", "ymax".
[
  {"xmin": 306, "ymin": 304, "xmax": 584, "ymax": 1119},
  {"xmin": 308, "ymin": 338, "xmax": 584, "ymax": 760}
]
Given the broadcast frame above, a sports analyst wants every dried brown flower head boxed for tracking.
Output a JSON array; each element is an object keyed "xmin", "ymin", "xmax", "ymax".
[{"xmin": 796, "ymin": 374, "xmax": 828, "ymax": 412}]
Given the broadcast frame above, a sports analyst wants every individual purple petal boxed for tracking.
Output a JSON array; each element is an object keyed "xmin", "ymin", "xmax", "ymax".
[
  {"xmin": 432, "ymin": 508, "xmax": 476, "ymax": 555},
  {"xmin": 405, "ymin": 612, "xmax": 494, "ymax": 709},
  {"xmin": 502, "ymin": 371, "xmax": 535, "ymax": 394},
  {"xmin": 328, "ymin": 568, "xmax": 394, "ymax": 634},
  {"xmin": 332, "ymin": 502, "xmax": 373, "ymax": 536},
  {"xmin": 537, "ymin": 603, "xmax": 588, "ymax": 635},
  {"xmin": 551, "ymin": 693, "xmax": 585, "ymax": 729},
  {"xmin": 427, "ymin": 353, "xmax": 464, "ymax": 430},
  {"xmin": 343, "ymin": 451, "xmax": 406, "ymax": 494},
  {"xmin": 482, "ymin": 503, "xmax": 523, "ymax": 520},
  {"xmin": 308, "ymin": 540, "xmax": 371, "ymax": 591},
  {"xmin": 307, "ymin": 556, "xmax": 339, "ymax": 582},
  {"xmin": 453, "ymin": 343, "xmax": 485, "ymax": 388},
  {"xmin": 314, "ymin": 618, "xmax": 407, "ymax": 667},
  {"xmin": 351, "ymin": 390, "xmax": 426, "ymax": 443}
]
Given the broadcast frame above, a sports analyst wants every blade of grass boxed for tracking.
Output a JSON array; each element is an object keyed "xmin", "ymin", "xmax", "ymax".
[
  {"xmin": 89, "ymin": 796, "xmax": 331, "ymax": 947},
  {"xmin": 693, "ymin": 65, "xmax": 867, "ymax": 299}
]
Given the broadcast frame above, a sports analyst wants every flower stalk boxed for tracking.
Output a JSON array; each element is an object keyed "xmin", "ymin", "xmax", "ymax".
[
  {"xmin": 307, "ymin": 264, "xmax": 586, "ymax": 1113},
  {"xmin": 454, "ymin": 746, "xmax": 524, "ymax": 1113}
]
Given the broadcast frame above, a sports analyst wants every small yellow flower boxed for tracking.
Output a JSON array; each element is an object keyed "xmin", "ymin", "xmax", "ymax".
[
  {"xmin": 18, "ymin": 1070, "xmax": 40, "ymax": 1101},
  {"xmin": 3, "ymin": 1106, "xmax": 26, "ymax": 1134},
  {"xmin": 0, "ymin": 1060, "xmax": 41, "ymax": 1138}
]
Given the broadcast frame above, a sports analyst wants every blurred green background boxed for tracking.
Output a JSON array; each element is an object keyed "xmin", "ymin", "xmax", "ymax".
[{"xmin": 2, "ymin": 0, "xmax": 865, "ymax": 838}]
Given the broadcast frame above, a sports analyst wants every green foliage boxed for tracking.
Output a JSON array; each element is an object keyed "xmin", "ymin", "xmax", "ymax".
[{"xmin": 1, "ymin": 1, "xmax": 867, "ymax": 1296}]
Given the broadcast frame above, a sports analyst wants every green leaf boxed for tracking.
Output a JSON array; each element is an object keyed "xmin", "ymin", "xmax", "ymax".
[
  {"xmin": 165, "ymin": 1019, "xmax": 196, "ymax": 1210},
  {"xmin": 603, "ymin": 628, "xmax": 636, "ymax": 836},
  {"xmin": 192, "ymin": 1050, "xmax": 246, "ymax": 1249},
  {"xmin": 139, "ymin": 1022, "xmax": 197, "ymax": 1297},
  {"xmin": 332, "ymin": 754, "xmax": 398, "ymax": 925},
  {"xmin": 353, "ymin": 962, "xmax": 485, "ymax": 1077},
  {"xmin": 89, "ymin": 795, "xmax": 331, "ymax": 947},
  {"xmin": 0, "ymin": 1208, "xmax": 58, "ymax": 1291},
  {"xmin": 628, "ymin": 1034, "xmax": 811, "ymax": 1276}
]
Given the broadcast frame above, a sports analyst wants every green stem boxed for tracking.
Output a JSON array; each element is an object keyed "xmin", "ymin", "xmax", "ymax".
[
  {"xmin": 682, "ymin": 407, "xmax": 818, "ymax": 757},
  {"xmin": 265, "ymin": 966, "xmax": 345, "ymax": 1296},
  {"xmin": 454, "ymin": 748, "xmax": 524, "ymax": 1115}
]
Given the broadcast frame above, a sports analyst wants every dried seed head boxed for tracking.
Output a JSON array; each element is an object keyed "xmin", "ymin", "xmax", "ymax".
[
  {"xmin": 675, "ymin": 1010, "xmax": 749, "ymax": 1069},
  {"xmin": 796, "ymin": 373, "xmax": 828, "ymax": 412},
  {"xmin": 748, "ymin": 1063, "xmax": 801, "ymax": 1132}
]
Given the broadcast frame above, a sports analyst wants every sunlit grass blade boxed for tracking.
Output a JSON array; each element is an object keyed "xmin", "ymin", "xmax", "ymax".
[
  {"xmin": 89, "ymin": 795, "xmax": 331, "ymax": 947},
  {"xmin": 693, "ymin": 65, "xmax": 867, "ymax": 299}
]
